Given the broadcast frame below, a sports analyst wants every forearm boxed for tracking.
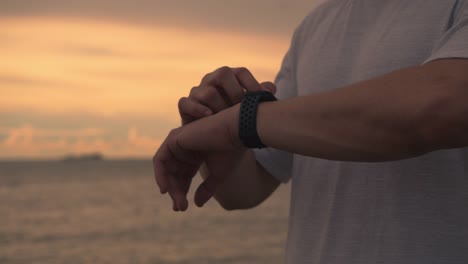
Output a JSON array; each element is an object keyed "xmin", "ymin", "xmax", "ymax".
[
  {"xmin": 154, "ymin": 60, "xmax": 468, "ymax": 210},
  {"xmin": 200, "ymin": 150, "xmax": 280, "ymax": 210},
  {"xmin": 255, "ymin": 60, "xmax": 468, "ymax": 161}
]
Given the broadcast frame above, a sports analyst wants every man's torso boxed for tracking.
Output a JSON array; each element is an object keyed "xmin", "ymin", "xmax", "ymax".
[{"xmin": 286, "ymin": 1, "xmax": 468, "ymax": 263}]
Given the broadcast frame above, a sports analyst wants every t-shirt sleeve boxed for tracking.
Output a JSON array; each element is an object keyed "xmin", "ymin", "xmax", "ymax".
[
  {"xmin": 423, "ymin": 1, "xmax": 468, "ymax": 63},
  {"xmin": 252, "ymin": 27, "xmax": 301, "ymax": 183}
]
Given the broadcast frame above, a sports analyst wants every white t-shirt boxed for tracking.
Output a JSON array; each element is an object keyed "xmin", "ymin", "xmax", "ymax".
[{"xmin": 254, "ymin": 1, "xmax": 468, "ymax": 263}]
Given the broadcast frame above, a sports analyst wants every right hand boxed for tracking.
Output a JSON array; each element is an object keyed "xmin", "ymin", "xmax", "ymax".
[{"xmin": 178, "ymin": 66, "xmax": 277, "ymax": 125}]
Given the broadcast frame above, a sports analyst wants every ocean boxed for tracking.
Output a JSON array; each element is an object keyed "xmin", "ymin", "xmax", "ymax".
[{"xmin": 0, "ymin": 160, "xmax": 290, "ymax": 264}]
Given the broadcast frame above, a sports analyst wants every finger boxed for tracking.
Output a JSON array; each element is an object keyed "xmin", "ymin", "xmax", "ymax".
[
  {"xmin": 166, "ymin": 133, "xmax": 203, "ymax": 166},
  {"xmin": 194, "ymin": 176, "xmax": 221, "ymax": 207},
  {"xmin": 163, "ymin": 157, "xmax": 182, "ymax": 176},
  {"xmin": 153, "ymin": 141, "xmax": 171, "ymax": 194},
  {"xmin": 168, "ymin": 175, "xmax": 189, "ymax": 212},
  {"xmin": 153, "ymin": 158, "xmax": 167, "ymax": 194},
  {"xmin": 260, "ymin": 81, "xmax": 277, "ymax": 94},
  {"xmin": 232, "ymin": 67, "xmax": 263, "ymax": 92},
  {"xmin": 164, "ymin": 156, "xmax": 199, "ymax": 195},
  {"xmin": 178, "ymin": 97, "xmax": 212, "ymax": 125},
  {"xmin": 163, "ymin": 159, "xmax": 191, "ymax": 212},
  {"xmin": 170, "ymin": 164, "xmax": 198, "ymax": 211},
  {"xmin": 214, "ymin": 68, "xmax": 245, "ymax": 105},
  {"xmin": 190, "ymin": 85, "xmax": 229, "ymax": 113},
  {"xmin": 201, "ymin": 67, "xmax": 245, "ymax": 106},
  {"xmin": 165, "ymin": 130, "xmax": 204, "ymax": 211},
  {"xmin": 180, "ymin": 172, "xmax": 193, "ymax": 197},
  {"xmin": 168, "ymin": 183, "xmax": 178, "ymax": 211},
  {"xmin": 154, "ymin": 131, "xmax": 189, "ymax": 210}
]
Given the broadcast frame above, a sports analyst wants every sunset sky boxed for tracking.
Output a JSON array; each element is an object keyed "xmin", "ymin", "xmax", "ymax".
[{"xmin": 0, "ymin": 0, "xmax": 320, "ymax": 159}]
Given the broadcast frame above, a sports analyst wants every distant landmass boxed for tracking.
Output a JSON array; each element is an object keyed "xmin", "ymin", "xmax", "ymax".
[{"xmin": 61, "ymin": 153, "xmax": 104, "ymax": 162}]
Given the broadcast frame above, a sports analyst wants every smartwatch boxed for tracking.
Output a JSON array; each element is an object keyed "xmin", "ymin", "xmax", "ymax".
[{"xmin": 238, "ymin": 91, "xmax": 277, "ymax": 148}]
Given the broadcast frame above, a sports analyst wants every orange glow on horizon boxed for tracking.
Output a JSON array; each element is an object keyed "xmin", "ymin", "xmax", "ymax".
[{"xmin": 0, "ymin": 16, "xmax": 290, "ymax": 158}]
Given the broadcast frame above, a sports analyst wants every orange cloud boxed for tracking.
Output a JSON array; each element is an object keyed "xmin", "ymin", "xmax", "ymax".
[
  {"xmin": 0, "ymin": 16, "xmax": 289, "ymax": 158},
  {"xmin": 0, "ymin": 124, "xmax": 162, "ymax": 159},
  {"xmin": 128, "ymin": 127, "xmax": 160, "ymax": 149},
  {"xmin": 0, "ymin": 17, "xmax": 287, "ymax": 115}
]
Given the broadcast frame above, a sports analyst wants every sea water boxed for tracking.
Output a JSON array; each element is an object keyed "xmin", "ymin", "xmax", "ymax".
[{"xmin": 0, "ymin": 160, "xmax": 289, "ymax": 264}]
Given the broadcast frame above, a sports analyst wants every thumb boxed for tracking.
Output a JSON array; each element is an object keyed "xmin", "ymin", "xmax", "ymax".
[
  {"xmin": 194, "ymin": 176, "xmax": 220, "ymax": 207},
  {"xmin": 260, "ymin": 81, "xmax": 277, "ymax": 94}
]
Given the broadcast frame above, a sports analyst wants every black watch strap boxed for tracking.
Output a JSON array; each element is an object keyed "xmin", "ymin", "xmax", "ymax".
[{"xmin": 239, "ymin": 91, "xmax": 277, "ymax": 149}]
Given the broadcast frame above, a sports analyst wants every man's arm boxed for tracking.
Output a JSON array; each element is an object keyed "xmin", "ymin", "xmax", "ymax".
[
  {"xmin": 250, "ymin": 59, "xmax": 468, "ymax": 161},
  {"xmin": 199, "ymin": 150, "xmax": 280, "ymax": 210},
  {"xmin": 202, "ymin": 59, "xmax": 468, "ymax": 210},
  {"xmin": 154, "ymin": 59, "xmax": 468, "ymax": 210}
]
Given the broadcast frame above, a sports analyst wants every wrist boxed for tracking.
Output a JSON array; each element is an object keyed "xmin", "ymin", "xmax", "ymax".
[
  {"xmin": 220, "ymin": 103, "xmax": 243, "ymax": 149},
  {"xmin": 255, "ymin": 101, "xmax": 276, "ymax": 149},
  {"xmin": 238, "ymin": 91, "xmax": 277, "ymax": 148}
]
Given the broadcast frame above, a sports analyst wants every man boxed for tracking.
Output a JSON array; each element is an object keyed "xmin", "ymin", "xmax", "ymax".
[{"xmin": 153, "ymin": 1, "xmax": 468, "ymax": 263}]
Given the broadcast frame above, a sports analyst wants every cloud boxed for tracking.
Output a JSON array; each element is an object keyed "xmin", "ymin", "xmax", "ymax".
[
  {"xmin": 59, "ymin": 44, "xmax": 129, "ymax": 57},
  {"xmin": 1, "ymin": 125, "xmax": 106, "ymax": 147},
  {"xmin": 0, "ymin": 124, "xmax": 162, "ymax": 159},
  {"xmin": 0, "ymin": 2, "xmax": 319, "ymax": 159},
  {"xmin": 0, "ymin": 73, "xmax": 83, "ymax": 90},
  {"xmin": 0, "ymin": 110, "xmax": 177, "ymax": 140},
  {"xmin": 0, "ymin": 126, "xmax": 105, "ymax": 138},
  {"xmin": 0, "ymin": 110, "xmax": 176, "ymax": 160},
  {"xmin": 0, "ymin": 18, "xmax": 287, "ymax": 119},
  {"xmin": 128, "ymin": 126, "xmax": 160, "ymax": 149},
  {"xmin": 3, "ymin": 125, "xmax": 35, "ymax": 147},
  {"xmin": 0, "ymin": 74, "xmax": 47, "ymax": 86},
  {"xmin": 0, "ymin": 0, "xmax": 321, "ymax": 36}
]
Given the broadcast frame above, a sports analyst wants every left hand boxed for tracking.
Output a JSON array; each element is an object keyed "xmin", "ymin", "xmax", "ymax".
[{"xmin": 153, "ymin": 104, "xmax": 242, "ymax": 211}]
